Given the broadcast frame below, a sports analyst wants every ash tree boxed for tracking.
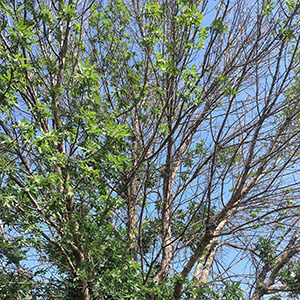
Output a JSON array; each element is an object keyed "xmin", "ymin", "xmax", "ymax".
[{"xmin": 0, "ymin": 0, "xmax": 300, "ymax": 299}]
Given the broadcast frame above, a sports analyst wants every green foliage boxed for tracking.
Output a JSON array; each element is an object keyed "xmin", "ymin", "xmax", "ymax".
[
  {"xmin": 278, "ymin": 25, "xmax": 296, "ymax": 41},
  {"xmin": 279, "ymin": 262, "xmax": 300, "ymax": 298},
  {"xmin": 181, "ymin": 280, "xmax": 245, "ymax": 300},
  {"xmin": 211, "ymin": 18, "xmax": 228, "ymax": 34},
  {"xmin": 176, "ymin": 4, "xmax": 204, "ymax": 27},
  {"xmin": 262, "ymin": 1, "xmax": 275, "ymax": 18},
  {"xmin": 269, "ymin": 296, "xmax": 282, "ymax": 300},
  {"xmin": 254, "ymin": 237, "xmax": 276, "ymax": 264},
  {"xmin": 144, "ymin": 1, "xmax": 164, "ymax": 20},
  {"xmin": 0, "ymin": 271, "xmax": 34, "ymax": 300},
  {"xmin": 286, "ymin": 0, "xmax": 300, "ymax": 10}
]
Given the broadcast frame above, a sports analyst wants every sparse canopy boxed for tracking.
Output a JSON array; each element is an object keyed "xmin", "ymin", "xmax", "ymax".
[{"xmin": 0, "ymin": 0, "xmax": 299, "ymax": 299}]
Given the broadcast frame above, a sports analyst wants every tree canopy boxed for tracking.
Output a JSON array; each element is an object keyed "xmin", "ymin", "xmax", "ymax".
[{"xmin": 0, "ymin": 0, "xmax": 300, "ymax": 299}]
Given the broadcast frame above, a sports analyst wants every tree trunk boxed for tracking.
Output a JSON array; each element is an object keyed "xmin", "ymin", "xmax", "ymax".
[{"xmin": 78, "ymin": 278, "xmax": 90, "ymax": 300}]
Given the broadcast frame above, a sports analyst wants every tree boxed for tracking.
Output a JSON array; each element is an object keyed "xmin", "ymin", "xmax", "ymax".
[{"xmin": 0, "ymin": 0, "xmax": 299, "ymax": 299}]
